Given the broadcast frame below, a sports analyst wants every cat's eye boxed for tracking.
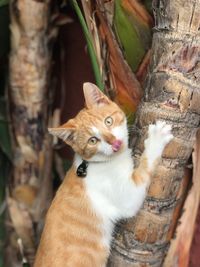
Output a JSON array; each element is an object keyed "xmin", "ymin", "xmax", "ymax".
[
  {"xmin": 88, "ymin": 137, "xmax": 98, "ymax": 145},
  {"xmin": 105, "ymin": 116, "xmax": 113, "ymax": 126}
]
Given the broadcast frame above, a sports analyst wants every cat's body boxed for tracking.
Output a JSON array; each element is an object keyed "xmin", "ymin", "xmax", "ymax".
[
  {"xmin": 34, "ymin": 83, "xmax": 173, "ymax": 267},
  {"xmin": 34, "ymin": 166, "xmax": 109, "ymax": 267}
]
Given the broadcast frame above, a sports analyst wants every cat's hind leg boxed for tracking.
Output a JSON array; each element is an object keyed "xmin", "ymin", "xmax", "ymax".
[
  {"xmin": 65, "ymin": 250, "xmax": 107, "ymax": 267},
  {"xmin": 65, "ymin": 253, "xmax": 94, "ymax": 267}
]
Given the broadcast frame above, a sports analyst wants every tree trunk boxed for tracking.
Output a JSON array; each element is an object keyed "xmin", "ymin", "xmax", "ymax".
[
  {"xmin": 108, "ymin": 0, "xmax": 200, "ymax": 266},
  {"xmin": 163, "ymin": 129, "xmax": 200, "ymax": 267},
  {"xmin": 7, "ymin": 0, "xmax": 55, "ymax": 266}
]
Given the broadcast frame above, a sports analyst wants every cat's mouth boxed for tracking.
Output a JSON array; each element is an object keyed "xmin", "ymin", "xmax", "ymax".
[{"xmin": 111, "ymin": 139, "xmax": 123, "ymax": 152}]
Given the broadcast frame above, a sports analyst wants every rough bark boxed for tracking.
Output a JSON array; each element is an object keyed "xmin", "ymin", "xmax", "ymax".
[
  {"xmin": 108, "ymin": 0, "xmax": 200, "ymax": 266},
  {"xmin": 163, "ymin": 130, "xmax": 200, "ymax": 267},
  {"xmin": 7, "ymin": 0, "xmax": 55, "ymax": 265}
]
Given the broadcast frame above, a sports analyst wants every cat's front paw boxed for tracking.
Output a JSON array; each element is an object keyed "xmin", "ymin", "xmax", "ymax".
[{"xmin": 144, "ymin": 121, "xmax": 173, "ymax": 165}]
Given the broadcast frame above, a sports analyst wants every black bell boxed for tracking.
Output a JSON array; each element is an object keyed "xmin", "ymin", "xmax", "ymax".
[{"xmin": 76, "ymin": 160, "xmax": 89, "ymax": 178}]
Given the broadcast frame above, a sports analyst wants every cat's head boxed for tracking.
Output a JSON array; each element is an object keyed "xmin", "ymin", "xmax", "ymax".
[{"xmin": 49, "ymin": 83, "xmax": 128, "ymax": 161}]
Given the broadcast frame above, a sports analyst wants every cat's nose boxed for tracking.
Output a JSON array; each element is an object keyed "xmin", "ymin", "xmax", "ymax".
[{"xmin": 112, "ymin": 140, "xmax": 122, "ymax": 152}]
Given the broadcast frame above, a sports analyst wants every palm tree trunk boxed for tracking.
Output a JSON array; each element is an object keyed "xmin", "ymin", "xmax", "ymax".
[
  {"xmin": 163, "ymin": 130, "xmax": 200, "ymax": 267},
  {"xmin": 108, "ymin": 0, "xmax": 200, "ymax": 266},
  {"xmin": 7, "ymin": 0, "xmax": 54, "ymax": 266}
]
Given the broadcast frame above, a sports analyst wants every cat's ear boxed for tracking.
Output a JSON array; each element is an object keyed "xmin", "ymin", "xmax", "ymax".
[
  {"xmin": 83, "ymin": 82, "xmax": 110, "ymax": 108},
  {"xmin": 48, "ymin": 119, "xmax": 76, "ymax": 144}
]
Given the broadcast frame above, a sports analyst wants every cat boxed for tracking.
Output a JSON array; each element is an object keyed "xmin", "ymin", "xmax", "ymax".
[{"xmin": 33, "ymin": 82, "xmax": 173, "ymax": 267}]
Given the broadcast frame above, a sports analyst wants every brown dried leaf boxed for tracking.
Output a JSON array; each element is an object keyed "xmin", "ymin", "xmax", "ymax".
[
  {"xmin": 96, "ymin": 6, "xmax": 142, "ymax": 114},
  {"xmin": 81, "ymin": 0, "xmax": 103, "ymax": 73},
  {"xmin": 13, "ymin": 184, "xmax": 38, "ymax": 207},
  {"xmin": 121, "ymin": 0, "xmax": 153, "ymax": 27},
  {"xmin": 7, "ymin": 196, "xmax": 35, "ymax": 250},
  {"xmin": 32, "ymin": 136, "xmax": 53, "ymax": 224},
  {"xmin": 17, "ymin": 136, "xmax": 37, "ymax": 163},
  {"xmin": 52, "ymin": 13, "xmax": 74, "ymax": 26},
  {"xmin": 136, "ymin": 49, "xmax": 151, "ymax": 84}
]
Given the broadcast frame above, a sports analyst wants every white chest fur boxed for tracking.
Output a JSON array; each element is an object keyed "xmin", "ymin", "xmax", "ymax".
[{"xmin": 74, "ymin": 150, "xmax": 146, "ymax": 246}]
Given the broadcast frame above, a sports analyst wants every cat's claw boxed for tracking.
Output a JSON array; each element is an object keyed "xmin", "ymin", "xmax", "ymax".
[{"xmin": 144, "ymin": 121, "xmax": 173, "ymax": 164}]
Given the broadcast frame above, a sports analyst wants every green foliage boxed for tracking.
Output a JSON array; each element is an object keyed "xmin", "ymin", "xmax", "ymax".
[
  {"xmin": 0, "ymin": 0, "xmax": 9, "ymax": 8},
  {"xmin": 70, "ymin": 0, "xmax": 104, "ymax": 91},
  {"xmin": 114, "ymin": 0, "xmax": 152, "ymax": 72}
]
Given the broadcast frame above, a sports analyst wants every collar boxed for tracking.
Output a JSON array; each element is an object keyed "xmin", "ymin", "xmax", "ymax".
[
  {"xmin": 76, "ymin": 158, "xmax": 109, "ymax": 178},
  {"xmin": 76, "ymin": 160, "xmax": 89, "ymax": 178}
]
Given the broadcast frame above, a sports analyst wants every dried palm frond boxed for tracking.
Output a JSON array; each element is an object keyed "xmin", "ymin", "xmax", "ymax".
[{"xmin": 75, "ymin": 0, "xmax": 153, "ymax": 123}]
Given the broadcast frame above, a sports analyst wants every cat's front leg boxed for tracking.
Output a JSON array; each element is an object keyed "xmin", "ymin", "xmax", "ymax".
[{"xmin": 132, "ymin": 121, "xmax": 173, "ymax": 186}]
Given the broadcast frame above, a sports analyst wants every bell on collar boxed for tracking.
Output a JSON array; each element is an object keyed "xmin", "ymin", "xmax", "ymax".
[{"xmin": 76, "ymin": 160, "xmax": 89, "ymax": 178}]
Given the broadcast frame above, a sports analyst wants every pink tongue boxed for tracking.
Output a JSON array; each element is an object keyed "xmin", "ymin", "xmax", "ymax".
[{"xmin": 112, "ymin": 140, "xmax": 122, "ymax": 152}]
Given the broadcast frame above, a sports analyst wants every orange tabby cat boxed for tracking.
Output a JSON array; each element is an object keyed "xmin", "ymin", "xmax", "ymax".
[{"xmin": 33, "ymin": 83, "xmax": 173, "ymax": 267}]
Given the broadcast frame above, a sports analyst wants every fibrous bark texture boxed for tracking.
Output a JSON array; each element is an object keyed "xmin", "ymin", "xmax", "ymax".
[
  {"xmin": 163, "ymin": 130, "xmax": 200, "ymax": 267},
  {"xmin": 7, "ymin": 0, "xmax": 54, "ymax": 265},
  {"xmin": 108, "ymin": 0, "xmax": 200, "ymax": 266}
]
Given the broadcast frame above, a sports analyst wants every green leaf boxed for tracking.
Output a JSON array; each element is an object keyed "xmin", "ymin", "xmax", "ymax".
[
  {"xmin": 0, "ymin": 0, "xmax": 9, "ymax": 8},
  {"xmin": 70, "ymin": 0, "xmax": 104, "ymax": 91},
  {"xmin": 114, "ymin": 0, "xmax": 152, "ymax": 72}
]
